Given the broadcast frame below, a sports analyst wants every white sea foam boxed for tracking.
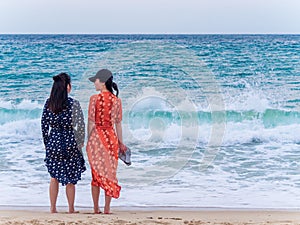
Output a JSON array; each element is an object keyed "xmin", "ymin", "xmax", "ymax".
[
  {"xmin": 0, "ymin": 99, "xmax": 43, "ymax": 110},
  {"xmin": 0, "ymin": 119, "xmax": 41, "ymax": 140}
]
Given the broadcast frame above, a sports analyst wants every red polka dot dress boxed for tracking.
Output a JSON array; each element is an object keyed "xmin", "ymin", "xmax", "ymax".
[{"xmin": 86, "ymin": 92, "xmax": 122, "ymax": 198}]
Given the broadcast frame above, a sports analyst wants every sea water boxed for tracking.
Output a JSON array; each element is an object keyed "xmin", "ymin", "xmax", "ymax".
[{"xmin": 0, "ymin": 34, "xmax": 300, "ymax": 209}]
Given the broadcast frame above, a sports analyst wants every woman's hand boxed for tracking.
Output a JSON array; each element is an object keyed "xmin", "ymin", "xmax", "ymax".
[{"xmin": 119, "ymin": 141, "xmax": 127, "ymax": 153}]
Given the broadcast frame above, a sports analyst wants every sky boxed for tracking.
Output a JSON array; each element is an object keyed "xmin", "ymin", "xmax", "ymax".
[{"xmin": 0, "ymin": 0, "xmax": 299, "ymax": 34}]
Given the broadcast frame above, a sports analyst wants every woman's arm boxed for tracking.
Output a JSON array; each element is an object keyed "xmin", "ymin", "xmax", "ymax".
[
  {"xmin": 115, "ymin": 122, "xmax": 123, "ymax": 143},
  {"xmin": 41, "ymin": 101, "xmax": 50, "ymax": 146},
  {"xmin": 87, "ymin": 95, "xmax": 96, "ymax": 139},
  {"xmin": 115, "ymin": 98, "xmax": 127, "ymax": 152},
  {"xmin": 73, "ymin": 100, "xmax": 85, "ymax": 148},
  {"xmin": 87, "ymin": 120, "xmax": 95, "ymax": 139},
  {"xmin": 115, "ymin": 122, "xmax": 126, "ymax": 152}
]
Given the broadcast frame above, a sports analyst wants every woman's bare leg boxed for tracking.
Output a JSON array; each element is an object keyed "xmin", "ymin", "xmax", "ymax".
[
  {"xmin": 92, "ymin": 185, "xmax": 101, "ymax": 213},
  {"xmin": 66, "ymin": 183, "xmax": 77, "ymax": 213},
  {"xmin": 49, "ymin": 178, "xmax": 59, "ymax": 213},
  {"xmin": 104, "ymin": 193, "xmax": 112, "ymax": 214}
]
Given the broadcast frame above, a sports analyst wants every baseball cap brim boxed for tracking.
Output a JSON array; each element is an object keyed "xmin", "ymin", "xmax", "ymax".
[{"xmin": 89, "ymin": 76, "xmax": 97, "ymax": 82}]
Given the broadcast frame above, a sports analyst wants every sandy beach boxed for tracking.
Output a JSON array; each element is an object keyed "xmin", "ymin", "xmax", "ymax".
[{"xmin": 1, "ymin": 208, "xmax": 300, "ymax": 225}]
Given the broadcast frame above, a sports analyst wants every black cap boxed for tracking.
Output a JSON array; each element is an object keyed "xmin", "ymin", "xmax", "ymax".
[{"xmin": 89, "ymin": 69, "xmax": 112, "ymax": 83}]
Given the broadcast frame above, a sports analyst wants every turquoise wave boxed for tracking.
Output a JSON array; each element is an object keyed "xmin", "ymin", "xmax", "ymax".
[
  {"xmin": 0, "ymin": 108, "xmax": 42, "ymax": 125},
  {"xmin": 2, "ymin": 107, "xmax": 300, "ymax": 128},
  {"xmin": 126, "ymin": 109, "xmax": 300, "ymax": 128},
  {"xmin": 2, "ymin": 107, "xmax": 299, "ymax": 128}
]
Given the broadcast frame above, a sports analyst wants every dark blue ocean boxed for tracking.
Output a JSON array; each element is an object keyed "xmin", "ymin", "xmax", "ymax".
[{"xmin": 1, "ymin": 34, "xmax": 300, "ymax": 209}]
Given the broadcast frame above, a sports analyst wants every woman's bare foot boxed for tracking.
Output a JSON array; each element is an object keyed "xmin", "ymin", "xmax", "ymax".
[
  {"xmin": 93, "ymin": 206, "xmax": 102, "ymax": 214},
  {"xmin": 104, "ymin": 206, "xmax": 111, "ymax": 214},
  {"xmin": 50, "ymin": 207, "xmax": 57, "ymax": 213}
]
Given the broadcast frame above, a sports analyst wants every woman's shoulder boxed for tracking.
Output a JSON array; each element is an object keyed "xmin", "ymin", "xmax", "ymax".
[
  {"xmin": 68, "ymin": 97, "xmax": 76, "ymax": 104},
  {"xmin": 89, "ymin": 94, "xmax": 98, "ymax": 102},
  {"xmin": 68, "ymin": 97, "xmax": 81, "ymax": 107},
  {"xmin": 115, "ymin": 95, "xmax": 121, "ymax": 103},
  {"xmin": 112, "ymin": 95, "xmax": 122, "ymax": 107}
]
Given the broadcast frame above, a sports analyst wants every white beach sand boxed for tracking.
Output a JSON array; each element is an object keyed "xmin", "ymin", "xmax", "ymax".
[{"xmin": 1, "ymin": 208, "xmax": 300, "ymax": 225}]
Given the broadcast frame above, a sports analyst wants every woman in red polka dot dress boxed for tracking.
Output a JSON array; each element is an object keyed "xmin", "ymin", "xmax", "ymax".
[{"xmin": 86, "ymin": 69, "xmax": 127, "ymax": 214}]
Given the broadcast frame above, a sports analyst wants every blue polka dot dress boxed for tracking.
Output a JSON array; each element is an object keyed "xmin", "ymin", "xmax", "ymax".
[{"xmin": 41, "ymin": 97, "xmax": 86, "ymax": 185}]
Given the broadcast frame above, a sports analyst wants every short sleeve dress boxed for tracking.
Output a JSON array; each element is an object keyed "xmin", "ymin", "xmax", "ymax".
[
  {"xmin": 41, "ymin": 97, "xmax": 86, "ymax": 185},
  {"xmin": 86, "ymin": 91, "xmax": 122, "ymax": 198}
]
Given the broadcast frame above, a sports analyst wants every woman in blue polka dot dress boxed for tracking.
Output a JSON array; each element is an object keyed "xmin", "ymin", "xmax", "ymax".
[{"xmin": 41, "ymin": 73, "xmax": 86, "ymax": 213}]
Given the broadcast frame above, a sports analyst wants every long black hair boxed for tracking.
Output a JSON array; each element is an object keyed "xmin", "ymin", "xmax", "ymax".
[
  {"xmin": 105, "ymin": 76, "xmax": 119, "ymax": 97},
  {"xmin": 48, "ymin": 73, "xmax": 71, "ymax": 114}
]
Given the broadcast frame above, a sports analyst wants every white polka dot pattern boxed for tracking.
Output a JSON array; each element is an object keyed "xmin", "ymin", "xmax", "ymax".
[{"xmin": 41, "ymin": 97, "xmax": 86, "ymax": 185}]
